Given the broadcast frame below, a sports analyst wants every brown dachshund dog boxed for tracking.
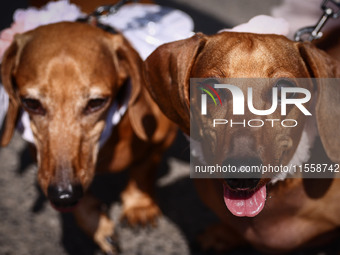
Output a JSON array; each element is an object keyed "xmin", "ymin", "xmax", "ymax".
[
  {"xmin": 144, "ymin": 32, "xmax": 340, "ymax": 252},
  {"xmin": 1, "ymin": 21, "xmax": 176, "ymax": 254}
]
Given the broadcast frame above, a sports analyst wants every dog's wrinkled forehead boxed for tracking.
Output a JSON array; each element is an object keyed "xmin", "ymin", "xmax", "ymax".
[
  {"xmin": 15, "ymin": 22, "xmax": 116, "ymax": 93},
  {"xmin": 194, "ymin": 32, "xmax": 309, "ymax": 78}
]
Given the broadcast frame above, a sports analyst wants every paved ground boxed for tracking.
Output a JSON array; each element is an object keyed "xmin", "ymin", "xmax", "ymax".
[{"xmin": 3, "ymin": 1, "xmax": 338, "ymax": 255}]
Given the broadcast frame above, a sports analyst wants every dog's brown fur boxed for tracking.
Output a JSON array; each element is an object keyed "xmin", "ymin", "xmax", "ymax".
[
  {"xmin": 1, "ymin": 21, "xmax": 177, "ymax": 254},
  {"xmin": 144, "ymin": 32, "xmax": 340, "ymax": 252}
]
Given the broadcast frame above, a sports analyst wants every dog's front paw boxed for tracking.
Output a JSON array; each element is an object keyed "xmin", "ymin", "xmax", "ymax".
[
  {"xmin": 121, "ymin": 193, "xmax": 161, "ymax": 226},
  {"xmin": 94, "ymin": 214, "xmax": 121, "ymax": 255}
]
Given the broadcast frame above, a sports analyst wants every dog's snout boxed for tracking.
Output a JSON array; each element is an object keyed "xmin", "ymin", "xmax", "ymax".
[
  {"xmin": 223, "ymin": 156, "xmax": 263, "ymax": 190},
  {"xmin": 47, "ymin": 183, "xmax": 83, "ymax": 209}
]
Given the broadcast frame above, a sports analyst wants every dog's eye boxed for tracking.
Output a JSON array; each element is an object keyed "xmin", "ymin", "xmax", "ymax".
[
  {"xmin": 275, "ymin": 79, "xmax": 296, "ymax": 100},
  {"xmin": 202, "ymin": 78, "xmax": 220, "ymax": 86},
  {"xmin": 84, "ymin": 98, "xmax": 108, "ymax": 114},
  {"xmin": 21, "ymin": 98, "xmax": 46, "ymax": 115}
]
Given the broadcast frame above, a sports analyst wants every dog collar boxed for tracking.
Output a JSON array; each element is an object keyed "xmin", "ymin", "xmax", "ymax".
[
  {"xmin": 0, "ymin": 84, "xmax": 8, "ymax": 134},
  {"xmin": 99, "ymin": 81, "xmax": 131, "ymax": 147}
]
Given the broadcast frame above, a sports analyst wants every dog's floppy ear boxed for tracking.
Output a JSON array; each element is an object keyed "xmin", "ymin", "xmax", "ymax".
[
  {"xmin": 144, "ymin": 33, "xmax": 207, "ymax": 135},
  {"xmin": 1, "ymin": 33, "xmax": 31, "ymax": 146},
  {"xmin": 111, "ymin": 34, "xmax": 160, "ymax": 141},
  {"xmin": 298, "ymin": 42, "xmax": 340, "ymax": 162}
]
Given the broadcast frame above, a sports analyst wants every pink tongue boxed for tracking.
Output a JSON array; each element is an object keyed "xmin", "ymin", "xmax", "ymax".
[{"xmin": 223, "ymin": 184, "xmax": 266, "ymax": 217}]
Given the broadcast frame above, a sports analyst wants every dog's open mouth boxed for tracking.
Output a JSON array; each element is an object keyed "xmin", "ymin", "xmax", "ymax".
[
  {"xmin": 50, "ymin": 201, "xmax": 79, "ymax": 213},
  {"xmin": 223, "ymin": 183, "xmax": 266, "ymax": 217}
]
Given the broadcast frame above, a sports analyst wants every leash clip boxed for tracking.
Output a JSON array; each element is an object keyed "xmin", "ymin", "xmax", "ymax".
[
  {"xmin": 77, "ymin": 0, "xmax": 138, "ymax": 33},
  {"xmin": 91, "ymin": 0, "xmax": 137, "ymax": 18},
  {"xmin": 294, "ymin": 0, "xmax": 340, "ymax": 42}
]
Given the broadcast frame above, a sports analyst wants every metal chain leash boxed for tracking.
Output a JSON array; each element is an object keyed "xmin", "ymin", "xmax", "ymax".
[
  {"xmin": 77, "ymin": 0, "xmax": 138, "ymax": 33},
  {"xmin": 90, "ymin": 0, "xmax": 138, "ymax": 18},
  {"xmin": 295, "ymin": 0, "xmax": 340, "ymax": 42}
]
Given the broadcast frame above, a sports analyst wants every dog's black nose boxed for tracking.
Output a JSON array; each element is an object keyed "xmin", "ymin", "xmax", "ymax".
[
  {"xmin": 47, "ymin": 183, "xmax": 83, "ymax": 209},
  {"xmin": 222, "ymin": 156, "xmax": 263, "ymax": 190},
  {"xmin": 225, "ymin": 178, "xmax": 261, "ymax": 190}
]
